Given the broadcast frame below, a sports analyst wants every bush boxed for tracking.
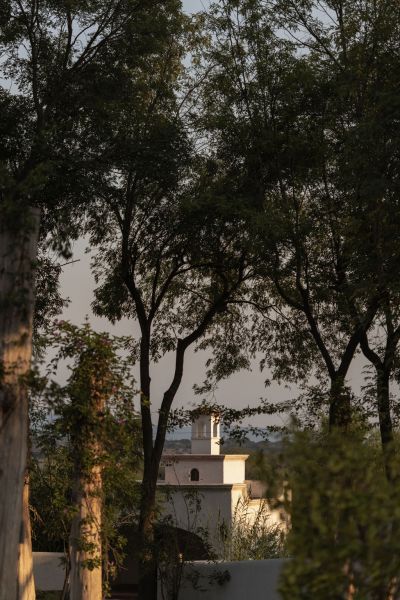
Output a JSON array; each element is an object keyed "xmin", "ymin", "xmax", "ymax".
[
  {"xmin": 218, "ymin": 496, "xmax": 286, "ymax": 561},
  {"xmin": 280, "ymin": 429, "xmax": 400, "ymax": 599}
]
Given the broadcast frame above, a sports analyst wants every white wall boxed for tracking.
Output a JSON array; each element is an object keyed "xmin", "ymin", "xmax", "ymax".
[
  {"xmin": 230, "ymin": 486, "xmax": 247, "ymax": 519},
  {"xmin": 222, "ymin": 457, "xmax": 246, "ymax": 484},
  {"xmin": 164, "ymin": 457, "xmax": 224, "ymax": 485},
  {"xmin": 33, "ymin": 552, "xmax": 65, "ymax": 591},
  {"xmin": 161, "ymin": 559, "xmax": 287, "ymax": 600},
  {"xmin": 160, "ymin": 486, "xmax": 233, "ymax": 550},
  {"xmin": 34, "ymin": 552, "xmax": 288, "ymax": 599},
  {"xmin": 164, "ymin": 455, "xmax": 248, "ymax": 486}
]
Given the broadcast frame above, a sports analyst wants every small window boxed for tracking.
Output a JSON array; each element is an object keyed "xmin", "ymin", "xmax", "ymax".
[
  {"xmin": 213, "ymin": 421, "xmax": 218, "ymax": 437},
  {"xmin": 190, "ymin": 468, "xmax": 199, "ymax": 482}
]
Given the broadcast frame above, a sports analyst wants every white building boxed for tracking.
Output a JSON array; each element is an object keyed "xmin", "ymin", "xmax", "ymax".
[{"xmin": 158, "ymin": 413, "xmax": 285, "ymax": 554}]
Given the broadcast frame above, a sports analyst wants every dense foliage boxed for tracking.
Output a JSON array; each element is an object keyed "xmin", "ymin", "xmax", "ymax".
[
  {"xmin": 30, "ymin": 322, "xmax": 142, "ymax": 590},
  {"xmin": 281, "ymin": 428, "xmax": 400, "ymax": 599}
]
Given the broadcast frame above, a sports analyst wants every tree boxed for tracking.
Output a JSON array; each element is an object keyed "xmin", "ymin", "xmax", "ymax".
[
  {"xmin": 197, "ymin": 0, "xmax": 400, "ymax": 433},
  {"xmin": 272, "ymin": 0, "xmax": 400, "ymax": 442},
  {"xmin": 30, "ymin": 321, "xmax": 141, "ymax": 599},
  {"xmin": 360, "ymin": 299, "xmax": 400, "ymax": 481},
  {"xmin": 86, "ymin": 33, "xmax": 253, "ymax": 594},
  {"xmin": 0, "ymin": 2, "xmax": 184, "ymax": 596}
]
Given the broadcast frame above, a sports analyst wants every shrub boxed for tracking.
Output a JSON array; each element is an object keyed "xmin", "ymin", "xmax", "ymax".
[{"xmin": 280, "ymin": 429, "xmax": 400, "ymax": 599}]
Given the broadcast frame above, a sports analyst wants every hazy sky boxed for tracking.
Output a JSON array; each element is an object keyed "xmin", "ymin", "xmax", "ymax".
[{"xmin": 183, "ymin": 0, "xmax": 209, "ymax": 13}]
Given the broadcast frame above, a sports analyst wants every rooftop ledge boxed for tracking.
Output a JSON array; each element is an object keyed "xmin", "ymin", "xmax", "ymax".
[
  {"xmin": 162, "ymin": 454, "xmax": 249, "ymax": 460},
  {"xmin": 157, "ymin": 482, "xmax": 248, "ymax": 489}
]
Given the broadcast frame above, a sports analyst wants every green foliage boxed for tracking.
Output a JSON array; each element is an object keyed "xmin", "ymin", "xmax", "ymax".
[
  {"xmin": 218, "ymin": 497, "xmax": 286, "ymax": 561},
  {"xmin": 194, "ymin": 0, "xmax": 400, "ymax": 431},
  {"xmin": 30, "ymin": 445, "xmax": 73, "ymax": 552},
  {"xmin": 245, "ymin": 449, "xmax": 285, "ymax": 500},
  {"xmin": 0, "ymin": 0, "xmax": 186, "ymax": 244},
  {"xmin": 280, "ymin": 429, "xmax": 400, "ymax": 599},
  {"xmin": 30, "ymin": 321, "xmax": 142, "ymax": 582},
  {"xmin": 33, "ymin": 251, "xmax": 69, "ymax": 347}
]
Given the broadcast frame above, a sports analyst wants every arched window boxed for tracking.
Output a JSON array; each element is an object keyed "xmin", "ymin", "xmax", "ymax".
[
  {"xmin": 190, "ymin": 468, "xmax": 199, "ymax": 482},
  {"xmin": 213, "ymin": 421, "xmax": 218, "ymax": 437}
]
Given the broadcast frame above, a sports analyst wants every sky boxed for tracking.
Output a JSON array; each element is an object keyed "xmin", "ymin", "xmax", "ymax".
[{"xmin": 182, "ymin": 0, "xmax": 209, "ymax": 13}]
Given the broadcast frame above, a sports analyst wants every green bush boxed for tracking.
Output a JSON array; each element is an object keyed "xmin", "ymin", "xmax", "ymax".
[
  {"xmin": 218, "ymin": 496, "xmax": 286, "ymax": 561},
  {"xmin": 280, "ymin": 429, "xmax": 400, "ymax": 599}
]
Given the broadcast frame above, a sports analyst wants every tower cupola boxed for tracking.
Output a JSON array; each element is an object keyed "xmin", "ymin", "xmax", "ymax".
[{"xmin": 191, "ymin": 412, "xmax": 221, "ymax": 455}]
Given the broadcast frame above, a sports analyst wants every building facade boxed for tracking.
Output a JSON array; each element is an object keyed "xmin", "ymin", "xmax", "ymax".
[{"xmin": 158, "ymin": 413, "xmax": 285, "ymax": 554}]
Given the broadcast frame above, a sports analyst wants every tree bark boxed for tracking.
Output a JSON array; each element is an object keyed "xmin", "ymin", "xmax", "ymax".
[
  {"xmin": 17, "ymin": 475, "xmax": 35, "ymax": 600},
  {"xmin": 376, "ymin": 368, "xmax": 393, "ymax": 448},
  {"xmin": 376, "ymin": 367, "xmax": 396, "ymax": 482},
  {"xmin": 69, "ymin": 466, "xmax": 103, "ymax": 600},
  {"xmin": 0, "ymin": 207, "xmax": 40, "ymax": 600},
  {"xmin": 360, "ymin": 328, "xmax": 397, "ymax": 482},
  {"xmin": 137, "ymin": 334, "xmax": 158, "ymax": 600},
  {"xmin": 329, "ymin": 376, "xmax": 352, "ymax": 430},
  {"xmin": 137, "ymin": 467, "xmax": 158, "ymax": 600}
]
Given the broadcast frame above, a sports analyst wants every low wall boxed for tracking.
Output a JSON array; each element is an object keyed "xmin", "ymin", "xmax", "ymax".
[
  {"xmin": 33, "ymin": 552, "xmax": 65, "ymax": 591},
  {"xmin": 162, "ymin": 559, "xmax": 288, "ymax": 600},
  {"xmin": 34, "ymin": 553, "xmax": 288, "ymax": 598}
]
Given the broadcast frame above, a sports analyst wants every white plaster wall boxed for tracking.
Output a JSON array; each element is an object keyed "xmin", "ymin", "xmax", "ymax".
[
  {"xmin": 160, "ymin": 559, "xmax": 288, "ymax": 600},
  {"xmin": 192, "ymin": 436, "xmax": 221, "ymax": 455},
  {"xmin": 247, "ymin": 500, "xmax": 287, "ymax": 530},
  {"xmin": 33, "ymin": 552, "xmax": 65, "ymax": 591},
  {"xmin": 222, "ymin": 458, "xmax": 246, "ymax": 484},
  {"xmin": 164, "ymin": 457, "xmax": 224, "ymax": 485},
  {"xmin": 160, "ymin": 486, "xmax": 233, "ymax": 548},
  {"xmin": 230, "ymin": 486, "xmax": 247, "ymax": 519}
]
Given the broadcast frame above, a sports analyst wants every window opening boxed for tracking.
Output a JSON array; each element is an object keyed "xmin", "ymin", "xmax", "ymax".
[{"xmin": 190, "ymin": 468, "xmax": 200, "ymax": 482}]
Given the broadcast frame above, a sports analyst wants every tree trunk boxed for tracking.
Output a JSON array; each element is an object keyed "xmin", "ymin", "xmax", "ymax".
[
  {"xmin": 17, "ymin": 475, "xmax": 35, "ymax": 600},
  {"xmin": 137, "ymin": 465, "xmax": 158, "ymax": 600},
  {"xmin": 0, "ymin": 208, "xmax": 40, "ymax": 600},
  {"xmin": 69, "ymin": 372, "xmax": 104, "ymax": 600},
  {"xmin": 376, "ymin": 367, "xmax": 395, "ymax": 482},
  {"xmin": 69, "ymin": 466, "xmax": 103, "ymax": 600},
  {"xmin": 376, "ymin": 368, "xmax": 393, "ymax": 448},
  {"xmin": 329, "ymin": 376, "xmax": 351, "ymax": 431}
]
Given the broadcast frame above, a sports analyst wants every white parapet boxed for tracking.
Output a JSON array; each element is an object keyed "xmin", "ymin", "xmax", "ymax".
[{"xmin": 159, "ymin": 559, "xmax": 288, "ymax": 600}]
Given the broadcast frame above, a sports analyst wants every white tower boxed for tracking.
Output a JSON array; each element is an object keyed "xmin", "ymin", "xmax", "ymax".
[{"xmin": 191, "ymin": 413, "xmax": 220, "ymax": 455}]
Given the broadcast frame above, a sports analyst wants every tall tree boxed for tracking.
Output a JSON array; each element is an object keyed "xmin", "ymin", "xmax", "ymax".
[
  {"xmin": 0, "ymin": 1, "xmax": 183, "ymax": 597},
  {"xmin": 87, "ymin": 37, "xmax": 252, "ymax": 594},
  {"xmin": 198, "ymin": 0, "xmax": 400, "ymax": 431},
  {"xmin": 274, "ymin": 0, "xmax": 400, "ymax": 432}
]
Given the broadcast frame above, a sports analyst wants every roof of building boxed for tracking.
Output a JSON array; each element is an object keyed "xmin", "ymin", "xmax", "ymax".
[{"xmin": 162, "ymin": 453, "xmax": 249, "ymax": 461}]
